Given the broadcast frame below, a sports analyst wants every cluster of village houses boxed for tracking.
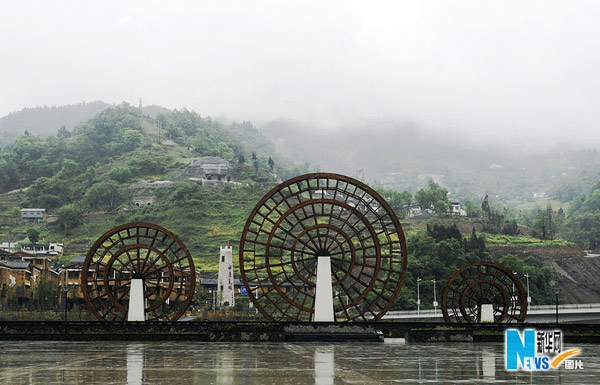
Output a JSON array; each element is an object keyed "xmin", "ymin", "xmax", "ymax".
[
  {"xmin": 0, "ymin": 242, "xmax": 248, "ymax": 307},
  {"xmin": 0, "ymin": 208, "xmax": 242, "ymax": 307}
]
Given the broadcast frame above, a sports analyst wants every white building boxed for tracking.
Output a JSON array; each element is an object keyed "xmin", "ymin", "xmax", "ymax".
[
  {"xmin": 0, "ymin": 242, "xmax": 18, "ymax": 253},
  {"xmin": 450, "ymin": 201, "xmax": 467, "ymax": 217},
  {"xmin": 21, "ymin": 208, "xmax": 47, "ymax": 222},
  {"xmin": 217, "ymin": 243, "xmax": 235, "ymax": 307},
  {"xmin": 21, "ymin": 243, "xmax": 64, "ymax": 257}
]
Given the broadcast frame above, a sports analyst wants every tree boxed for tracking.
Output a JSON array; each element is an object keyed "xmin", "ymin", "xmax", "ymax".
[
  {"xmin": 238, "ymin": 155, "xmax": 245, "ymax": 164},
  {"xmin": 502, "ymin": 220, "xmax": 520, "ymax": 236},
  {"xmin": 415, "ymin": 180, "xmax": 450, "ymax": 215},
  {"xmin": 252, "ymin": 152, "xmax": 258, "ymax": 172},
  {"xmin": 562, "ymin": 212, "xmax": 600, "ymax": 250},
  {"xmin": 532, "ymin": 202, "xmax": 557, "ymax": 240},
  {"xmin": 268, "ymin": 156, "xmax": 274, "ymax": 172},
  {"xmin": 84, "ymin": 181, "xmax": 121, "ymax": 210},
  {"xmin": 466, "ymin": 228, "xmax": 486, "ymax": 253},
  {"xmin": 108, "ymin": 166, "xmax": 133, "ymax": 183},
  {"xmin": 27, "ymin": 227, "xmax": 41, "ymax": 244},
  {"xmin": 34, "ymin": 277, "xmax": 59, "ymax": 309},
  {"xmin": 464, "ymin": 200, "xmax": 480, "ymax": 217},
  {"xmin": 379, "ymin": 188, "xmax": 412, "ymax": 210},
  {"xmin": 57, "ymin": 125, "xmax": 71, "ymax": 138},
  {"xmin": 481, "ymin": 195, "xmax": 490, "ymax": 217},
  {"xmin": 56, "ymin": 204, "xmax": 82, "ymax": 231}
]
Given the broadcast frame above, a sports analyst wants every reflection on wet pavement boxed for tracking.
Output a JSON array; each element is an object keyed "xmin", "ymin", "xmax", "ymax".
[{"xmin": 0, "ymin": 340, "xmax": 598, "ymax": 384}]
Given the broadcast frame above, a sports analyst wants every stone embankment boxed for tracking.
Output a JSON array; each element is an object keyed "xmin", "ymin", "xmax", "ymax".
[{"xmin": 1, "ymin": 321, "xmax": 600, "ymax": 343}]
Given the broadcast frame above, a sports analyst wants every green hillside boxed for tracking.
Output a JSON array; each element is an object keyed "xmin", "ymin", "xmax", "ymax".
[
  {"xmin": 0, "ymin": 104, "xmax": 302, "ymax": 275},
  {"xmin": 1, "ymin": 103, "xmax": 599, "ymax": 308}
]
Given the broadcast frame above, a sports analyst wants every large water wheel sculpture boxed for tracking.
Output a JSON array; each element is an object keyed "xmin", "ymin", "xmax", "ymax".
[
  {"xmin": 81, "ymin": 222, "xmax": 195, "ymax": 321},
  {"xmin": 239, "ymin": 173, "xmax": 407, "ymax": 321},
  {"xmin": 441, "ymin": 261, "xmax": 527, "ymax": 323}
]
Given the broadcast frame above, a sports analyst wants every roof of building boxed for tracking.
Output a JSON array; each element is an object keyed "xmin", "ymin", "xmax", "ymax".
[
  {"xmin": 19, "ymin": 254, "xmax": 52, "ymax": 261},
  {"xmin": 9, "ymin": 250, "xmax": 35, "ymax": 258},
  {"xmin": 21, "ymin": 208, "xmax": 46, "ymax": 212},
  {"xmin": 69, "ymin": 255, "xmax": 86, "ymax": 264},
  {"xmin": 1, "ymin": 261, "xmax": 31, "ymax": 270},
  {"xmin": 189, "ymin": 156, "xmax": 230, "ymax": 167}
]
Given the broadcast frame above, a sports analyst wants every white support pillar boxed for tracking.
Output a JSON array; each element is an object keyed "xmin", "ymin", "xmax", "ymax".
[
  {"xmin": 313, "ymin": 256, "xmax": 334, "ymax": 322},
  {"xmin": 128, "ymin": 278, "xmax": 146, "ymax": 321},
  {"xmin": 480, "ymin": 304, "xmax": 494, "ymax": 322}
]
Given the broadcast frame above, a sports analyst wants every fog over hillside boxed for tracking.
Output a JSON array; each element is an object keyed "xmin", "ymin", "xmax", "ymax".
[
  {"xmin": 259, "ymin": 117, "xmax": 600, "ymax": 203},
  {"xmin": 2, "ymin": 2, "xmax": 600, "ymax": 155}
]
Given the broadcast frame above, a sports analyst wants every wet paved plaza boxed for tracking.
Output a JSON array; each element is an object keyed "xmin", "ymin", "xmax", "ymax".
[{"xmin": 0, "ymin": 340, "xmax": 599, "ymax": 384}]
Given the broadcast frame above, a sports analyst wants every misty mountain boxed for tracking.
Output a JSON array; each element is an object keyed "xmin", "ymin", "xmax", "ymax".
[
  {"xmin": 260, "ymin": 119, "xmax": 600, "ymax": 202},
  {"xmin": 0, "ymin": 102, "xmax": 176, "ymax": 148},
  {"xmin": 0, "ymin": 101, "xmax": 111, "ymax": 145}
]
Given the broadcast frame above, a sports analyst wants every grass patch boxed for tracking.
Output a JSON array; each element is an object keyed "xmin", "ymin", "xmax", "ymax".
[{"xmin": 485, "ymin": 234, "xmax": 575, "ymax": 248}]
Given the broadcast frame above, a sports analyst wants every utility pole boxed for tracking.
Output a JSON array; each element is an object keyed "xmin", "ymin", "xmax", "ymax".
[
  {"xmin": 417, "ymin": 277, "xmax": 422, "ymax": 315},
  {"xmin": 512, "ymin": 271, "xmax": 518, "ymax": 304},
  {"xmin": 62, "ymin": 265, "xmax": 72, "ymax": 334},
  {"xmin": 431, "ymin": 279, "xmax": 438, "ymax": 314},
  {"xmin": 553, "ymin": 288, "xmax": 561, "ymax": 324},
  {"xmin": 524, "ymin": 273, "xmax": 531, "ymax": 305}
]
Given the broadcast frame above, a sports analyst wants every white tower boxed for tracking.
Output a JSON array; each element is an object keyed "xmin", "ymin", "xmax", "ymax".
[{"xmin": 217, "ymin": 243, "xmax": 235, "ymax": 307}]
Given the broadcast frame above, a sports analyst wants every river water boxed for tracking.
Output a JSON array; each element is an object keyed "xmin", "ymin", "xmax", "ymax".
[{"xmin": 0, "ymin": 340, "xmax": 598, "ymax": 384}]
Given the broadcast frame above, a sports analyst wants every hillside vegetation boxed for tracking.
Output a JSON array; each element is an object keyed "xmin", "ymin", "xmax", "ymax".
[
  {"xmin": 0, "ymin": 104, "xmax": 304, "ymax": 274},
  {"xmin": 0, "ymin": 103, "xmax": 599, "ymax": 307}
]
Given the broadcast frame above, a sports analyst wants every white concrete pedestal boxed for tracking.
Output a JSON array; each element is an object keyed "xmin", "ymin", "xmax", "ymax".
[
  {"xmin": 480, "ymin": 303, "xmax": 494, "ymax": 322},
  {"xmin": 128, "ymin": 278, "xmax": 146, "ymax": 321},
  {"xmin": 313, "ymin": 256, "xmax": 334, "ymax": 322}
]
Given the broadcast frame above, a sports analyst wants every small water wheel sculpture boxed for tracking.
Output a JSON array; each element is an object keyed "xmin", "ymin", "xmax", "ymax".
[
  {"xmin": 441, "ymin": 261, "xmax": 527, "ymax": 323},
  {"xmin": 81, "ymin": 222, "xmax": 195, "ymax": 321},
  {"xmin": 239, "ymin": 173, "xmax": 407, "ymax": 321}
]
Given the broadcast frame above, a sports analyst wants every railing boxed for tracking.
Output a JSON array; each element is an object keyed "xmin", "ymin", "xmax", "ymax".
[
  {"xmin": 528, "ymin": 303, "xmax": 600, "ymax": 311},
  {"xmin": 385, "ymin": 303, "xmax": 600, "ymax": 317}
]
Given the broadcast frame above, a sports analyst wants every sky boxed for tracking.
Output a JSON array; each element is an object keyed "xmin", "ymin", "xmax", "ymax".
[{"xmin": 2, "ymin": 1, "xmax": 600, "ymax": 149}]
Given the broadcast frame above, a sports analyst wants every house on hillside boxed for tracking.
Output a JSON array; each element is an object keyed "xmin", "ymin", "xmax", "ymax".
[
  {"xmin": 186, "ymin": 156, "xmax": 232, "ymax": 181},
  {"xmin": 58, "ymin": 255, "xmax": 86, "ymax": 305},
  {"xmin": 0, "ymin": 260, "xmax": 35, "ymax": 301},
  {"xmin": 407, "ymin": 205, "xmax": 422, "ymax": 218},
  {"xmin": 405, "ymin": 205, "xmax": 435, "ymax": 219},
  {"xmin": 20, "ymin": 243, "xmax": 64, "ymax": 257},
  {"xmin": 0, "ymin": 242, "xmax": 18, "ymax": 253},
  {"xmin": 21, "ymin": 208, "xmax": 48, "ymax": 222},
  {"xmin": 0, "ymin": 249, "xmax": 60, "ymax": 304},
  {"xmin": 450, "ymin": 201, "xmax": 467, "ymax": 217}
]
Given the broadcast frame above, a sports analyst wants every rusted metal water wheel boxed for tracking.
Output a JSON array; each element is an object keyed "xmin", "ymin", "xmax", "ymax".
[
  {"xmin": 81, "ymin": 222, "xmax": 195, "ymax": 321},
  {"xmin": 239, "ymin": 173, "xmax": 407, "ymax": 321},
  {"xmin": 441, "ymin": 261, "xmax": 527, "ymax": 323}
]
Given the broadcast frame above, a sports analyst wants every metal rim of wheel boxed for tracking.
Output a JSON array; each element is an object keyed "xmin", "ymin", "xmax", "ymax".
[
  {"xmin": 441, "ymin": 261, "xmax": 527, "ymax": 323},
  {"xmin": 81, "ymin": 222, "xmax": 196, "ymax": 321},
  {"xmin": 239, "ymin": 173, "xmax": 408, "ymax": 321}
]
